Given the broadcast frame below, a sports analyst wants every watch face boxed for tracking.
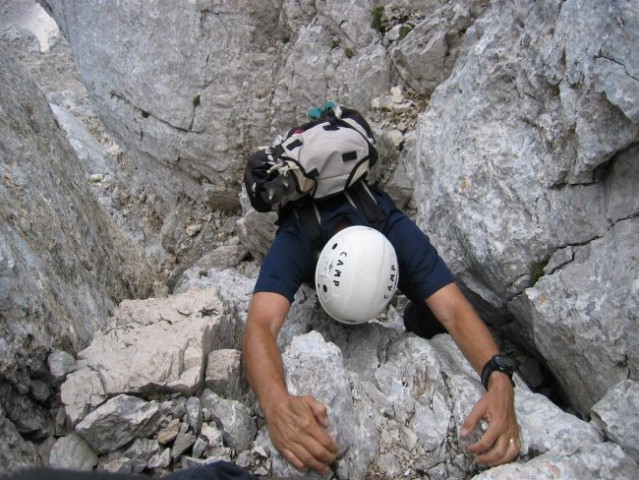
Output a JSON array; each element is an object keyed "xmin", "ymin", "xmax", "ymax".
[{"xmin": 494, "ymin": 354, "xmax": 517, "ymax": 371}]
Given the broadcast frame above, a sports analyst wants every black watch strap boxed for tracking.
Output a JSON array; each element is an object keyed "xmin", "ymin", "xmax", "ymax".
[{"xmin": 481, "ymin": 354, "xmax": 517, "ymax": 390}]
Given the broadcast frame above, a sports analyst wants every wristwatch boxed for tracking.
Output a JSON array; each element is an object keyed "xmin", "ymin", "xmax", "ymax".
[{"xmin": 481, "ymin": 354, "xmax": 518, "ymax": 390}]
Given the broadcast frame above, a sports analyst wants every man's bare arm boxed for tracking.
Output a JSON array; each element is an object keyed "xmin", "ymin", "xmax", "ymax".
[
  {"xmin": 243, "ymin": 292, "xmax": 290, "ymax": 410},
  {"xmin": 426, "ymin": 283, "xmax": 520, "ymax": 466},
  {"xmin": 243, "ymin": 292, "xmax": 339, "ymax": 474}
]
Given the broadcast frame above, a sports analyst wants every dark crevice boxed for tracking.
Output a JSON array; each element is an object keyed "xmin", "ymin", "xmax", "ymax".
[
  {"xmin": 596, "ymin": 54, "xmax": 639, "ymax": 83},
  {"xmin": 550, "ymin": 141, "xmax": 638, "ymax": 191},
  {"xmin": 504, "ymin": 234, "xmax": 605, "ymax": 300},
  {"xmin": 109, "ymin": 90, "xmax": 192, "ymax": 133},
  {"xmin": 591, "ymin": 155, "xmax": 616, "ymax": 183},
  {"xmin": 612, "ymin": 211, "xmax": 639, "ymax": 225}
]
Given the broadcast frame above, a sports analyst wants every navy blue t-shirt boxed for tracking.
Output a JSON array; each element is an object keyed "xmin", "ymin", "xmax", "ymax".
[{"xmin": 254, "ymin": 188, "xmax": 454, "ymax": 305}]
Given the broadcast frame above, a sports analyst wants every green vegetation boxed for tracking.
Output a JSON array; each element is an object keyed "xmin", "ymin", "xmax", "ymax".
[
  {"xmin": 192, "ymin": 94, "xmax": 201, "ymax": 107},
  {"xmin": 530, "ymin": 259, "xmax": 549, "ymax": 284},
  {"xmin": 344, "ymin": 47, "xmax": 354, "ymax": 58},
  {"xmin": 141, "ymin": 110, "xmax": 150, "ymax": 118},
  {"xmin": 371, "ymin": 6, "xmax": 386, "ymax": 33},
  {"xmin": 398, "ymin": 25, "xmax": 412, "ymax": 41}
]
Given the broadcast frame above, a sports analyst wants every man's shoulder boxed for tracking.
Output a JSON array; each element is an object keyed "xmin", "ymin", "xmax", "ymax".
[{"xmin": 270, "ymin": 215, "xmax": 315, "ymax": 260}]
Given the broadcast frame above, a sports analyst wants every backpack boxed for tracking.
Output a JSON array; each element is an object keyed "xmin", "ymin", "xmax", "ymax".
[
  {"xmin": 244, "ymin": 104, "xmax": 378, "ymax": 212},
  {"xmin": 244, "ymin": 103, "xmax": 386, "ymax": 255}
]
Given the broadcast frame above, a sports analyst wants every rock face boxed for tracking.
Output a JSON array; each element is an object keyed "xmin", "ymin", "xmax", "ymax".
[
  {"xmin": 0, "ymin": 51, "xmax": 157, "ymax": 471},
  {"xmin": 591, "ymin": 380, "xmax": 639, "ymax": 463},
  {"xmin": 44, "ymin": 271, "xmax": 637, "ymax": 478},
  {"xmin": 35, "ymin": 0, "xmax": 639, "ymax": 418},
  {"xmin": 37, "ymin": 0, "xmax": 294, "ymax": 210},
  {"xmin": 60, "ymin": 288, "xmax": 229, "ymax": 425},
  {"xmin": 1, "ymin": 0, "xmax": 638, "ymax": 477},
  {"xmin": 34, "ymin": 0, "xmax": 478, "ymax": 213},
  {"xmin": 406, "ymin": 0, "xmax": 639, "ymax": 415}
]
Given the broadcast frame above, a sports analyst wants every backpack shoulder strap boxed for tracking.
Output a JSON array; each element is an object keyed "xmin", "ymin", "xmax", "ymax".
[
  {"xmin": 345, "ymin": 181, "xmax": 386, "ymax": 227},
  {"xmin": 293, "ymin": 181, "xmax": 386, "ymax": 258},
  {"xmin": 294, "ymin": 201, "xmax": 324, "ymax": 257}
]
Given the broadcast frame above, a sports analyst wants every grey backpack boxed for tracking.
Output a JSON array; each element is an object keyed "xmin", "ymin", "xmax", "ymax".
[{"xmin": 244, "ymin": 104, "xmax": 378, "ymax": 212}]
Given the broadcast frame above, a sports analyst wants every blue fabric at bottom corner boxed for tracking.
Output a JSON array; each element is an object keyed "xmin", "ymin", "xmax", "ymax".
[{"xmin": 161, "ymin": 461, "xmax": 259, "ymax": 480}]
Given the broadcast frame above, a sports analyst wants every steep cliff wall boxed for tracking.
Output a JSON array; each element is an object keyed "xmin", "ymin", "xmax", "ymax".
[
  {"xmin": 408, "ymin": 0, "xmax": 639, "ymax": 413},
  {"xmin": 0, "ymin": 53, "xmax": 156, "ymax": 469}
]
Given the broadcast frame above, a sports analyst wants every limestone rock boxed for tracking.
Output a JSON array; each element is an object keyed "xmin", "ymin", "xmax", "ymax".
[
  {"xmin": 473, "ymin": 443, "xmax": 638, "ymax": 480},
  {"xmin": 0, "ymin": 406, "xmax": 41, "ymax": 473},
  {"xmin": 205, "ymin": 349, "xmax": 245, "ymax": 401},
  {"xmin": 266, "ymin": 331, "xmax": 357, "ymax": 478},
  {"xmin": 200, "ymin": 390, "xmax": 256, "ymax": 452},
  {"xmin": 591, "ymin": 380, "xmax": 639, "ymax": 462},
  {"xmin": 185, "ymin": 397, "xmax": 202, "ymax": 436},
  {"xmin": 407, "ymin": 0, "xmax": 639, "ymax": 415},
  {"xmin": 0, "ymin": 51, "xmax": 155, "ymax": 390},
  {"xmin": 75, "ymin": 394, "xmax": 163, "ymax": 454},
  {"xmin": 118, "ymin": 438, "xmax": 160, "ymax": 473},
  {"xmin": 191, "ymin": 244, "xmax": 249, "ymax": 272},
  {"xmin": 48, "ymin": 433, "xmax": 97, "ymax": 471},
  {"xmin": 390, "ymin": 1, "xmax": 487, "ymax": 95},
  {"xmin": 148, "ymin": 448, "xmax": 171, "ymax": 470},
  {"xmin": 200, "ymin": 422, "xmax": 224, "ymax": 450},
  {"xmin": 508, "ymin": 214, "xmax": 639, "ymax": 413},
  {"xmin": 0, "ymin": 383, "xmax": 55, "ymax": 441},
  {"xmin": 36, "ymin": 0, "xmax": 305, "ymax": 208},
  {"xmin": 61, "ymin": 288, "xmax": 225, "ymax": 424},
  {"xmin": 516, "ymin": 388, "xmax": 603, "ymax": 456},
  {"xmin": 157, "ymin": 419, "xmax": 180, "ymax": 446},
  {"xmin": 191, "ymin": 436, "xmax": 208, "ymax": 459},
  {"xmin": 47, "ymin": 350, "xmax": 76, "ymax": 384},
  {"xmin": 98, "ymin": 456, "xmax": 133, "ymax": 474},
  {"xmin": 48, "ymin": 103, "xmax": 115, "ymax": 179},
  {"xmin": 236, "ymin": 190, "xmax": 278, "ymax": 263},
  {"xmin": 171, "ymin": 430, "xmax": 196, "ymax": 460},
  {"xmin": 60, "ymin": 369, "xmax": 107, "ymax": 426}
]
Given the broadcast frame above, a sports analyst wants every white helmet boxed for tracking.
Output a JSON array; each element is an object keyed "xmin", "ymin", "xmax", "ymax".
[{"xmin": 315, "ymin": 225, "xmax": 399, "ymax": 324}]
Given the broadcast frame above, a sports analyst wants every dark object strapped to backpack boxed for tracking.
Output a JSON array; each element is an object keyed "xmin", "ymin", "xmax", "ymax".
[{"xmin": 244, "ymin": 104, "xmax": 386, "ymax": 252}]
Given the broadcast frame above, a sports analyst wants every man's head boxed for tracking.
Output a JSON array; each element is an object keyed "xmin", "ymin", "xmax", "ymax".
[{"xmin": 315, "ymin": 226, "xmax": 398, "ymax": 324}]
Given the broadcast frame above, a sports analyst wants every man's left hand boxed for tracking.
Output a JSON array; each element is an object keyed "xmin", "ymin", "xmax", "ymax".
[{"xmin": 461, "ymin": 373, "xmax": 520, "ymax": 467}]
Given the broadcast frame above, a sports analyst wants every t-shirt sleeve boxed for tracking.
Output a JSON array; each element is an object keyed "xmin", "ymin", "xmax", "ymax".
[
  {"xmin": 253, "ymin": 223, "xmax": 316, "ymax": 304},
  {"xmin": 382, "ymin": 203, "xmax": 454, "ymax": 301}
]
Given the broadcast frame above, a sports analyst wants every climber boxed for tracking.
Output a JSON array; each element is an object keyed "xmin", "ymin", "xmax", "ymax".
[{"xmin": 242, "ymin": 104, "xmax": 521, "ymax": 475}]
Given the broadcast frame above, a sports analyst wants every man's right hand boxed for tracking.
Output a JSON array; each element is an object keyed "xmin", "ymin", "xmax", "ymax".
[
  {"xmin": 243, "ymin": 293, "xmax": 339, "ymax": 474},
  {"xmin": 264, "ymin": 394, "xmax": 339, "ymax": 475}
]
